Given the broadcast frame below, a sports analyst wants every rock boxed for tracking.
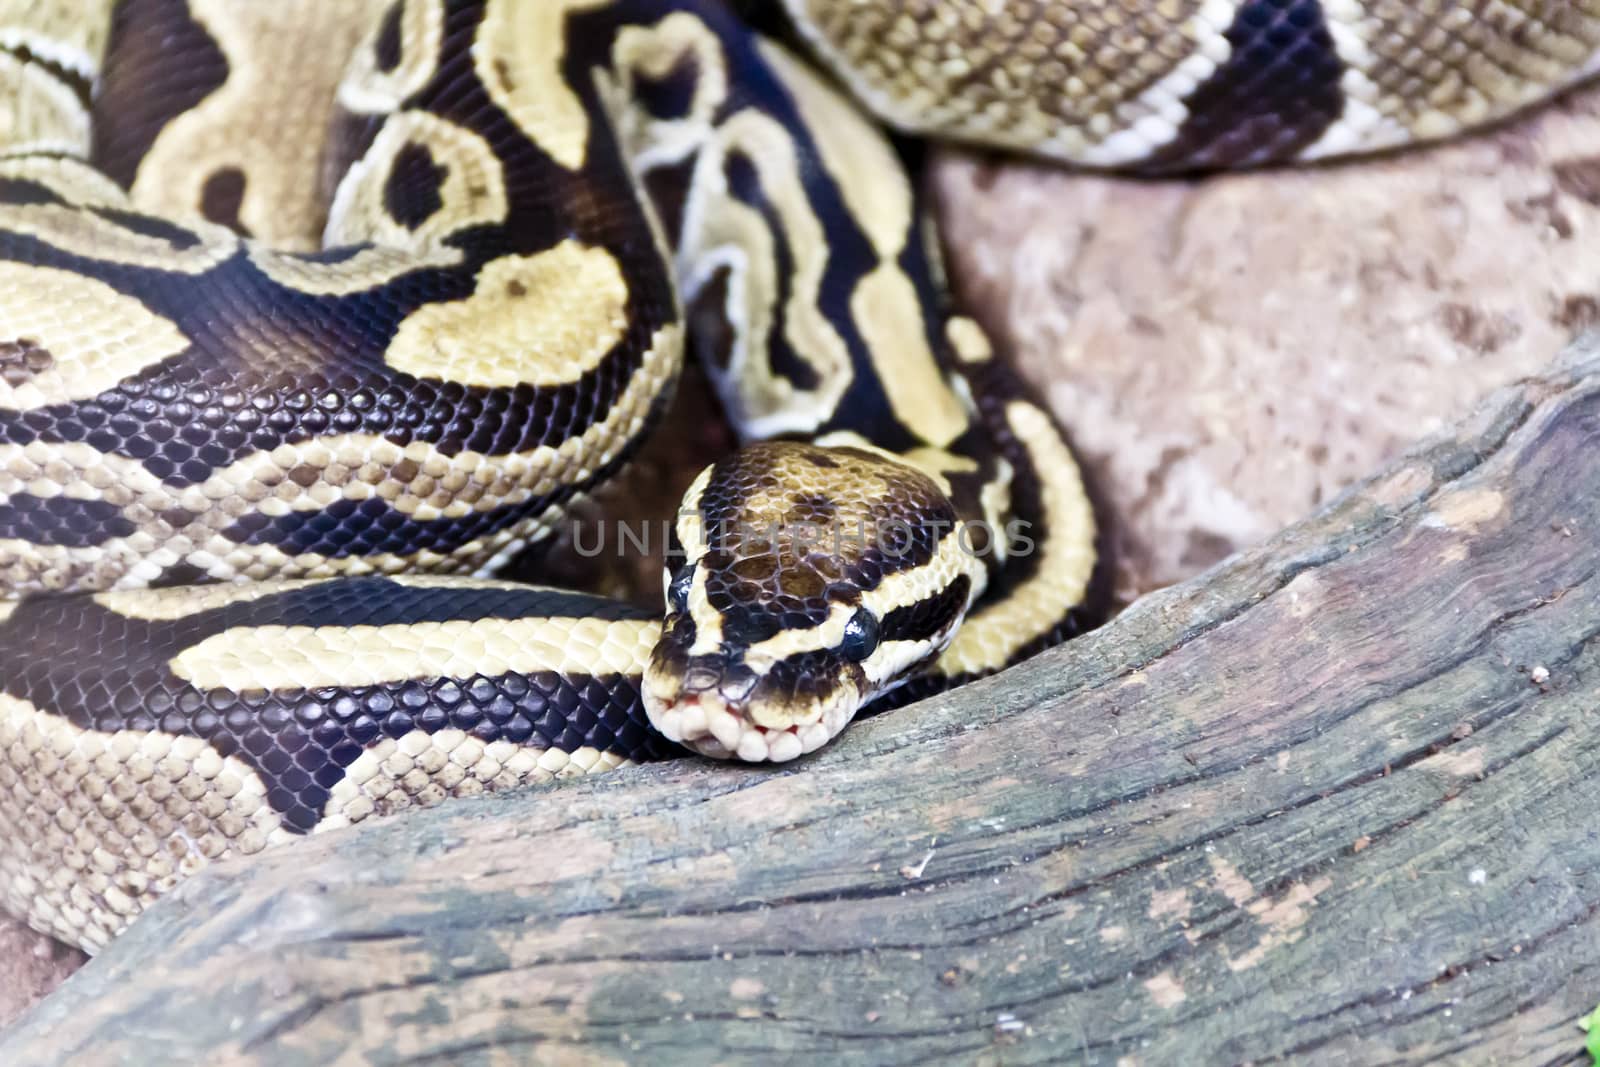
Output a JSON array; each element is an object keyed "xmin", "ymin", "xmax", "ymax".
[{"xmin": 933, "ymin": 85, "xmax": 1600, "ymax": 602}]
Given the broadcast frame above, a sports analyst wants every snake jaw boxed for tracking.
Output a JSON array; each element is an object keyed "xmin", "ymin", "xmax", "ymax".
[{"xmin": 642, "ymin": 683, "xmax": 852, "ymax": 764}]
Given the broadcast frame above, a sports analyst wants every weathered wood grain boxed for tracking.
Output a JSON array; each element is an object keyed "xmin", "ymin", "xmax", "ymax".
[{"xmin": 6, "ymin": 342, "xmax": 1600, "ymax": 1065}]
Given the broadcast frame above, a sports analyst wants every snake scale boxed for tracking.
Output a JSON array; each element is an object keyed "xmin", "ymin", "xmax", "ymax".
[{"xmin": 0, "ymin": 1, "xmax": 1596, "ymax": 955}]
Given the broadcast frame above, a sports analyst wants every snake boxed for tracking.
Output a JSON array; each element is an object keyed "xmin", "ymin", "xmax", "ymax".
[{"xmin": 0, "ymin": 2, "xmax": 1595, "ymax": 956}]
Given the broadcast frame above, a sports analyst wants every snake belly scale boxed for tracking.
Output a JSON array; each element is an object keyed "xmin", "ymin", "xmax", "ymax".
[{"xmin": 3, "ymin": 0, "xmax": 1596, "ymax": 956}]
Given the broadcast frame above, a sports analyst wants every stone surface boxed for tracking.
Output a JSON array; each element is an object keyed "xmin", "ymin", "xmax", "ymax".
[
  {"xmin": 5, "ymin": 341, "xmax": 1597, "ymax": 1065},
  {"xmin": 934, "ymin": 84, "xmax": 1600, "ymax": 602}
]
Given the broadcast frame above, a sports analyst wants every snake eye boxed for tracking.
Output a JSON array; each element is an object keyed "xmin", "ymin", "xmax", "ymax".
[
  {"xmin": 840, "ymin": 608, "xmax": 880, "ymax": 662},
  {"xmin": 667, "ymin": 565, "xmax": 694, "ymax": 613}
]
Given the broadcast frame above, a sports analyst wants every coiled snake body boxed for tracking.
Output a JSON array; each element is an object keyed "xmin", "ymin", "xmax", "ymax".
[{"xmin": 0, "ymin": 0, "xmax": 1596, "ymax": 953}]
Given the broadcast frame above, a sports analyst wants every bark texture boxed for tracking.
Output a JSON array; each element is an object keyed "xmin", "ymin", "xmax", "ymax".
[{"xmin": 5, "ymin": 343, "xmax": 1600, "ymax": 1065}]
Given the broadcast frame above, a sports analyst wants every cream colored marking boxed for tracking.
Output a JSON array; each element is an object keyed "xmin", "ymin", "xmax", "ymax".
[
  {"xmin": 0, "ymin": 155, "xmax": 125, "ymax": 202},
  {"xmin": 0, "ymin": 325, "xmax": 675, "ymax": 519},
  {"xmin": 386, "ymin": 575, "xmax": 573, "ymax": 594},
  {"xmin": 763, "ymin": 42, "xmax": 966, "ymax": 446},
  {"xmin": 473, "ymin": 0, "xmax": 615, "ymax": 171},
  {"xmin": 129, "ymin": 0, "xmax": 392, "ymax": 247},
  {"xmin": 937, "ymin": 402, "xmax": 1096, "ymax": 677},
  {"xmin": 0, "ymin": 156, "xmax": 240, "ymax": 273},
  {"xmin": 0, "ymin": 321, "xmax": 678, "ymax": 595},
  {"xmin": 673, "ymin": 465, "xmax": 716, "ymax": 560},
  {"xmin": 386, "ymin": 243, "xmax": 629, "ymax": 388},
  {"xmin": 977, "ymin": 459, "xmax": 1014, "ymax": 567},
  {"xmin": 678, "ymin": 108, "xmax": 852, "ymax": 437},
  {"xmin": 169, "ymin": 616, "xmax": 660, "ymax": 691},
  {"xmin": 325, "ymin": 108, "xmax": 508, "ymax": 250},
  {"xmin": 0, "ymin": 51, "xmax": 89, "ymax": 156},
  {"xmin": 0, "ymin": 264, "xmax": 191, "ymax": 411},
  {"xmin": 609, "ymin": 13, "xmax": 730, "ymax": 172},
  {"xmin": 731, "ymin": 522, "xmax": 986, "ymax": 681},
  {"xmin": 337, "ymin": 0, "xmax": 445, "ymax": 116},
  {"xmin": 1300, "ymin": 0, "xmax": 1410, "ymax": 159},
  {"xmin": 0, "ymin": 600, "xmax": 15, "ymax": 625},
  {"xmin": 758, "ymin": 41, "xmax": 909, "ymax": 250},
  {"xmin": 680, "ymin": 559, "xmax": 724, "ymax": 661},
  {"xmin": 673, "ymin": 465, "xmax": 727, "ymax": 658},
  {"xmin": 0, "ymin": 1, "xmax": 116, "ymax": 80},
  {"xmin": 901, "ymin": 446, "xmax": 978, "ymax": 481},
  {"xmin": 320, "ymin": 731, "xmax": 630, "ymax": 832},
  {"xmin": 850, "ymin": 267, "xmax": 967, "ymax": 446},
  {"xmin": 1073, "ymin": 0, "xmax": 1242, "ymax": 166},
  {"xmin": 0, "ymin": 201, "xmax": 237, "ymax": 273},
  {"xmin": 95, "ymin": 581, "xmax": 338, "ymax": 622},
  {"xmin": 946, "ymin": 317, "xmax": 994, "ymax": 364},
  {"xmin": 248, "ymin": 243, "xmax": 463, "ymax": 297},
  {"xmin": 0, "ymin": 693, "xmax": 290, "ymax": 953},
  {"xmin": 810, "ymin": 432, "xmax": 966, "ymax": 499},
  {"xmin": 2, "ymin": 495, "xmax": 562, "ymax": 597}
]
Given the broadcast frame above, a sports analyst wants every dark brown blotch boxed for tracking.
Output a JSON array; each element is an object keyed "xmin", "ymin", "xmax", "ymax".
[
  {"xmin": 779, "ymin": 568, "xmax": 826, "ymax": 600},
  {"xmin": 0, "ymin": 338, "xmax": 54, "ymax": 386},
  {"xmin": 1439, "ymin": 303, "xmax": 1519, "ymax": 354},
  {"xmin": 373, "ymin": 2, "xmax": 404, "ymax": 72},
  {"xmin": 731, "ymin": 555, "xmax": 777, "ymax": 582},
  {"xmin": 384, "ymin": 142, "xmax": 448, "ymax": 231},
  {"xmin": 494, "ymin": 57, "xmax": 516, "ymax": 92},
  {"xmin": 93, "ymin": 0, "xmax": 230, "ymax": 188},
  {"xmin": 286, "ymin": 465, "xmax": 325, "ymax": 489},
  {"xmin": 200, "ymin": 167, "xmax": 249, "ymax": 235},
  {"xmin": 633, "ymin": 51, "xmax": 701, "ymax": 122}
]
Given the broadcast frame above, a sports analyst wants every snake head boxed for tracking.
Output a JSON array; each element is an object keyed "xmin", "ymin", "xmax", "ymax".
[{"xmin": 643, "ymin": 441, "xmax": 983, "ymax": 762}]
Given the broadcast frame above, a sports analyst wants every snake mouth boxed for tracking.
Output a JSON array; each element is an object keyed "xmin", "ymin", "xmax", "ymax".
[{"xmin": 644, "ymin": 689, "xmax": 849, "ymax": 763}]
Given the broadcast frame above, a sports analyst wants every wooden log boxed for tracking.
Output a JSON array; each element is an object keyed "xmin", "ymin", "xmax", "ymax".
[{"xmin": 6, "ymin": 340, "xmax": 1600, "ymax": 1065}]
